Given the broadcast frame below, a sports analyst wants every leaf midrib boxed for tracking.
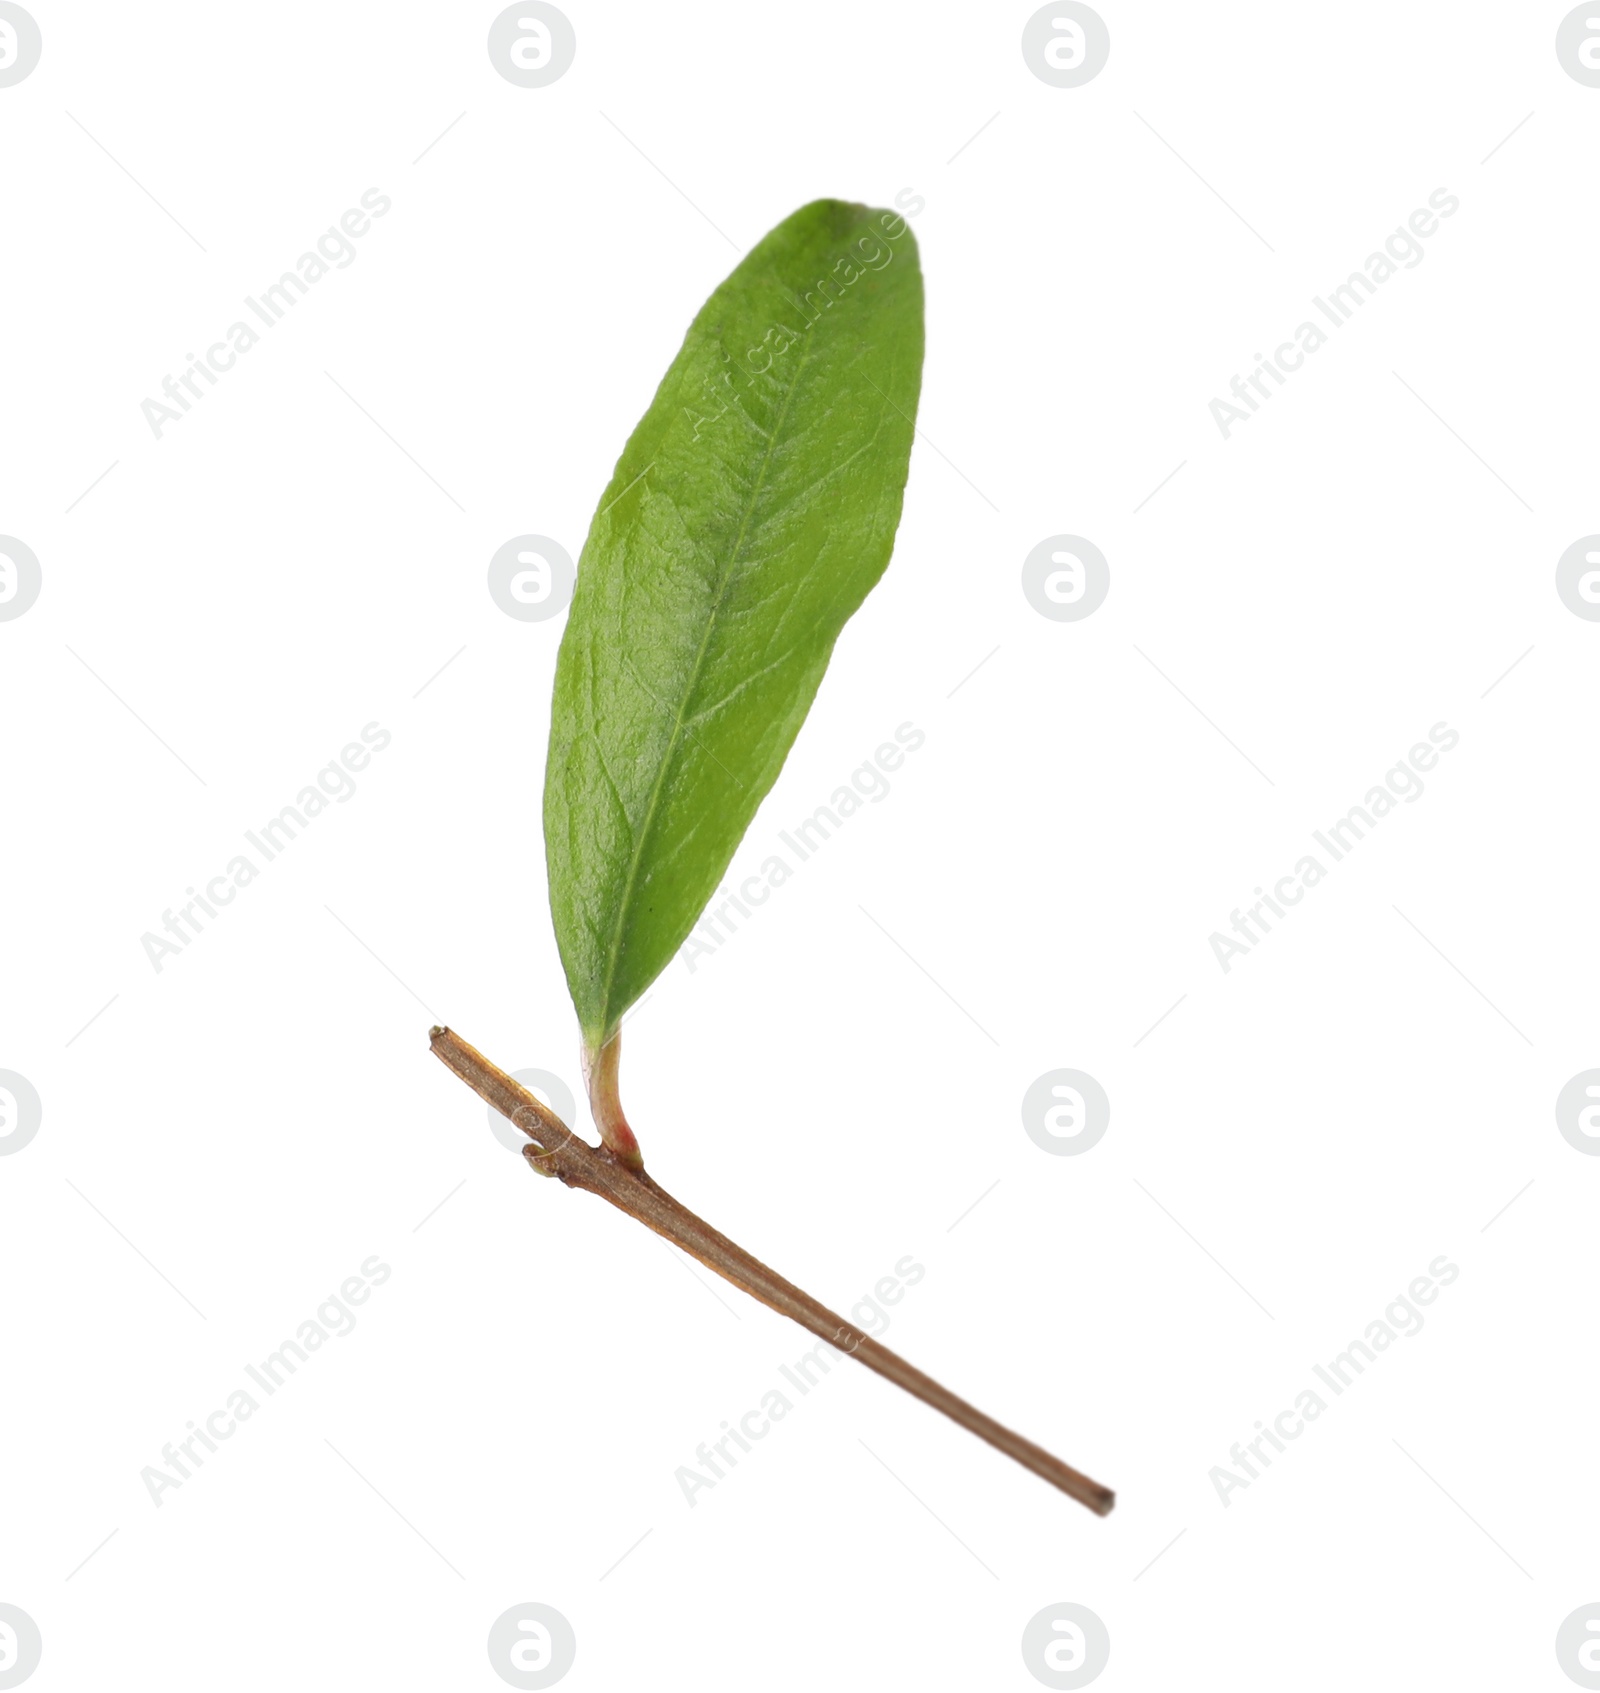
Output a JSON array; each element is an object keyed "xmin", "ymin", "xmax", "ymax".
[{"xmin": 591, "ymin": 318, "xmax": 821, "ymax": 1038}]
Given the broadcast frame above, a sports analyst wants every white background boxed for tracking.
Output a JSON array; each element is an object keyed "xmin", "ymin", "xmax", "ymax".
[{"xmin": 3, "ymin": 2, "xmax": 1598, "ymax": 1688}]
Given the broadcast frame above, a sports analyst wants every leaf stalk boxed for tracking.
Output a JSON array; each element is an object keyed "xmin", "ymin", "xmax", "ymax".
[{"xmin": 583, "ymin": 1030, "xmax": 644, "ymax": 1171}]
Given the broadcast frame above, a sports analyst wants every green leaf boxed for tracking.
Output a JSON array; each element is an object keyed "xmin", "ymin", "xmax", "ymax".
[{"xmin": 544, "ymin": 197, "xmax": 924, "ymax": 1053}]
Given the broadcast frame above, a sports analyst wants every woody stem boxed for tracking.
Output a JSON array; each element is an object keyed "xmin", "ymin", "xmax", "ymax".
[{"xmin": 428, "ymin": 1024, "xmax": 1114, "ymax": 1517}]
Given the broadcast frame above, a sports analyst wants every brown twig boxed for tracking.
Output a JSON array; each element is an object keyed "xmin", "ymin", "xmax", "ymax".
[{"xmin": 429, "ymin": 1025, "xmax": 1114, "ymax": 1517}]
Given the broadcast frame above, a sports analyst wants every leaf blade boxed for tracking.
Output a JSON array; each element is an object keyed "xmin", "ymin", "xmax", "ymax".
[{"xmin": 545, "ymin": 198, "xmax": 924, "ymax": 1048}]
